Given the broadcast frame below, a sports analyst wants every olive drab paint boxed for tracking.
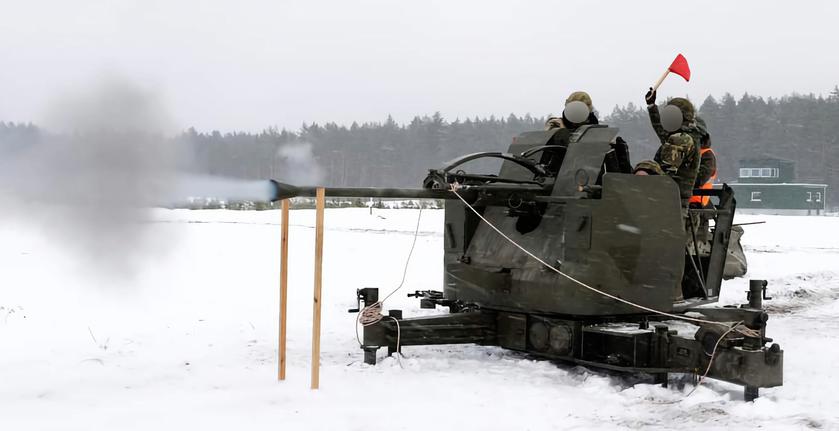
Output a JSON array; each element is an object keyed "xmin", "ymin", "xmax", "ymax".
[{"xmin": 270, "ymin": 125, "xmax": 784, "ymax": 401}]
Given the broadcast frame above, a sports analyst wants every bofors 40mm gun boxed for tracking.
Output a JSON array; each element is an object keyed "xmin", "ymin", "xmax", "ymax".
[{"xmin": 270, "ymin": 125, "xmax": 783, "ymax": 401}]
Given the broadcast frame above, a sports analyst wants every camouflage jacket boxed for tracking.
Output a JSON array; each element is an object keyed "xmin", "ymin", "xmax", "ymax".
[
  {"xmin": 648, "ymin": 105, "xmax": 701, "ymax": 202},
  {"xmin": 654, "ymin": 132, "xmax": 700, "ymax": 202},
  {"xmin": 648, "ymin": 104, "xmax": 704, "ymax": 146}
]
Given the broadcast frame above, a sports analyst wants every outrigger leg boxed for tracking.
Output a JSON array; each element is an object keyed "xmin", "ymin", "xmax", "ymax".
[
  {"xmin": 352, "ymin": 282, "xmax": 783, "ymax": 401},
  {"xmin": 360, "ymin": 308, "xmax": 497, "ymax": 365}
]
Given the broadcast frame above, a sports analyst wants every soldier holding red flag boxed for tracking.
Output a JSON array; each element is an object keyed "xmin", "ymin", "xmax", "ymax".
[
  {"xmin": 637, "ymin": 90, "xmax": 701, "ymax": 207},
  {"xmin": 634, "ymin": 54, "xmax": 717, "ymax": 209}
]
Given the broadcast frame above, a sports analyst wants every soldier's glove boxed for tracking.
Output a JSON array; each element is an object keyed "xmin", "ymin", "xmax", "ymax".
[
  {"xmin": 544, "ymin": 116, "xmax": 564, "ymax": 131},
  {"xmin": 645, "ymin": 87, "xmax": 657, "ymax": 106}
]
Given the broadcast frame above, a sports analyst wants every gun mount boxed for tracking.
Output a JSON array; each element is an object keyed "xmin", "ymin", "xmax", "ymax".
[{"xmin": 272, "ymin": 125, "xmax": 782, "ymax": 401}]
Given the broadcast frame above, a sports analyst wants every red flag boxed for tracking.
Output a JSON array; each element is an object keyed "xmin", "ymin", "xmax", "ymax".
[{"xmin": 668, "ymin": 54, "xmax": 691, "ymax": 82}]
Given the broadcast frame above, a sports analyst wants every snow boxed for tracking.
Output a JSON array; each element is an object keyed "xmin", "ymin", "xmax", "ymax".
[{"xmin": 2, "ymin": 208, "xmax": 838, "ymax": 430}]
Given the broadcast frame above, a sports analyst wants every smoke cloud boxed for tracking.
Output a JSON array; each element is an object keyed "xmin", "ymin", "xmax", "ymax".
[
  {"xmin": 170, "ymin": 142, "xmax": 323, "ymax": 204},
  {"xmin": 0, "ymin": 75, "xmax": 179, "ymax": 276},
  {"xmin": 0, "ymin": 74, "xmax": 327, "ymax": 277},
  {"xmin": 274, "ymin": 142, "xmax": 323, "ymax": 186},
  {"xmin": 170, "ymin": 175, "xmax": 278, "ymax": 204}
]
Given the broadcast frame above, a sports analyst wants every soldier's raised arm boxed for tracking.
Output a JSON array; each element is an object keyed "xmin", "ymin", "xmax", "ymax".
[{"xmin": 645, "ymin": 88, "xmax": 668, "ymax": 143}]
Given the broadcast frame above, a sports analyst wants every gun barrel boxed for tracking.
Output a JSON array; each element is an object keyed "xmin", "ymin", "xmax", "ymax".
[{"xmin": 269, "ymin": 180, "xmax": 550, "ymax": 202}]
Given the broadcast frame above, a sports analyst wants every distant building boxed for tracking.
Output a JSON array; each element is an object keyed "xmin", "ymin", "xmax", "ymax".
[{"xmin": 730, "ymin": 157, "xmax": 827, "ymax": 215}]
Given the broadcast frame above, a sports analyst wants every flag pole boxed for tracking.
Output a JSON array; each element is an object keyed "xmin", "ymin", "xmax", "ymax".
[{"xmin": 652, "ymin": 68, "xmax": 670, "ymax": 92}]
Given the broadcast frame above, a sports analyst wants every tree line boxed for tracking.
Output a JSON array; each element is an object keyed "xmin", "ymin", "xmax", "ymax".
[{"xmin": 3, "ymin": 87, "xmax": 839, "ymax": 206}]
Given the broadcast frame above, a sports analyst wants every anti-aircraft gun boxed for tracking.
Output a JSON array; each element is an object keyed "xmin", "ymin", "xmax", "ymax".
[{"xmin": 271, "ymin": 125, "xmax": 783, "ymax": 401}]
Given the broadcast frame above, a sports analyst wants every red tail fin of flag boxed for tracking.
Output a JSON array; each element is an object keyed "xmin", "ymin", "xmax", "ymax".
[{"xmin": 669, "ymin": 54, "xmax": 690, "ymax": 82}]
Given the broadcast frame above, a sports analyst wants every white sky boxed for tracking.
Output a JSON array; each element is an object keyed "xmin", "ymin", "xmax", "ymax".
[{"xmin": 1, "ymin": 0, "xmax": 838, "ymax": 132}]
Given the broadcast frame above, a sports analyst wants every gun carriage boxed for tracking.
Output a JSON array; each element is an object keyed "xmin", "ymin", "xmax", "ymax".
[{"xmin": 272, "ymin": 125, "xmax": 783, "ymax": 400}]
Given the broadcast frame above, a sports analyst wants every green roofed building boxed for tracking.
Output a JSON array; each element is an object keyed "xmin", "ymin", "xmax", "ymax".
[{"xmin": 729, "ymin": 157, "xmax": 827, "ymax": 215}]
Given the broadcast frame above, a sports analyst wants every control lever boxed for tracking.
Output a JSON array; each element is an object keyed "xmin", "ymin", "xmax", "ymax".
[{"xmin": 348, "ymin": 288, "xmax": 379, "ymax": 313}]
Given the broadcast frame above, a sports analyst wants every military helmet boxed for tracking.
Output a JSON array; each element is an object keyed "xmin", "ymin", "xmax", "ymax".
[
  {"xmin": 565, "ymin": 91, "xmax": 593, "ymax": 110},
  {"xmin": 667, "ymin": 97, "xmax": 695, "ymax": 122},
  {"xmin": 633, "ymin": 159, "xmax": 665, "ymax": 175}
]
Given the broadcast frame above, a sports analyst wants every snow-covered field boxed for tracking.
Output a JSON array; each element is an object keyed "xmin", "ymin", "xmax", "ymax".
[{"xmin": 2, "ymin": 208, "xmax": 838, "ymax": 430}]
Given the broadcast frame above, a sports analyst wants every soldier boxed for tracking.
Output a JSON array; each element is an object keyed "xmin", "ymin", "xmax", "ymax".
[
  {"xmin": 689, "ymin": 117, "xmax": 718, "ymax": 208},
  {"xmin": 633, "ymin": 159, "xmax": 665, "ymax": 176},
  {"xmin": 632, "ymin": 134, "xmax": 698, "ymax": 207},
  {"xmin": 545, "ymin": 91, "xmax": 632, "ymax": 174},
  {"xmin": 641, "ymin": 91, "xmax": 706, "ymax": 300},
  {"xmin": 545, "ymin": 91, "xmax": 598, "ymax": 131},
  {"xmin": 639, "ymin": 89, "xmax": 701, "ymax": 207}
]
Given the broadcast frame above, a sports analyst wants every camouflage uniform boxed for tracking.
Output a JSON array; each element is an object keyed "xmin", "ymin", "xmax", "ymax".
[
  {"xmin": 659, "ymin": 133, "xmax": 699, "ymax": 202},
  {"xmin": 632, "ymin": 134, "xmax": 697, "ymax": 203},
  {"xmin": 633, "ymin": 159, "xmax": 665, "ymax": 175},
  {"xmin": 646, "ymin": 98, "xmax": 701, "ymax": 206},
  {"xmin": 545, "ymin": 91, "xmax": 595, "ymax": 131},
  {"xmin": 544, "ymin": 91, "xmax": 632, "ymax": 174},
  {"xmin": 648, "ymin": 97, "xmax": 703, "ymax": 146}
]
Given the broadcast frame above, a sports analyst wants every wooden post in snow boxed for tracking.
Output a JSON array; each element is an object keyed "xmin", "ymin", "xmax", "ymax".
[
  {"xmin": 278, "ymin": 199, "xmax": 290, "ymax": 381},
  {"xmin": 311, "ymin": 188, "xmax": 325, "ymax": 389}
]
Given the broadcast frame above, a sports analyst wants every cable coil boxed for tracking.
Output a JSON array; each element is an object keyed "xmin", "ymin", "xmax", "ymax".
[{"xmin": 355, "ymin": 207, "xmax": 424, "ymax": 366}]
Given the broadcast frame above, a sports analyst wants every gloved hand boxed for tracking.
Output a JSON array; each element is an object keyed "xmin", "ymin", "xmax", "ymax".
[{"xmin": 645, "ymin": 87, "xmax": 657, "ymax": 106}]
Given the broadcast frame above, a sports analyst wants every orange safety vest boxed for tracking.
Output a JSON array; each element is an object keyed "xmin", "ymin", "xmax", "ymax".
[{"xmin": 690, "ymin": 148, "xmax": 717, "ymax": 206}]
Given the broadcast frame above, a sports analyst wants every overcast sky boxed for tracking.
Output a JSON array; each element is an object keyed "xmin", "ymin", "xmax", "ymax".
[{"xmin": 1, "ymin": 0, "xmax": 838, "ymax": 133}]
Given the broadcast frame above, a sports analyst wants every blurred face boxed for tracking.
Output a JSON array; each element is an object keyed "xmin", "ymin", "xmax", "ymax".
[
  {"xmin": 563, "ymin": 101, "xmax": 590, "ymax": 124},
  {"xmin": 660, "ymin": 104, "xmax": 684, "ymax": 132}
]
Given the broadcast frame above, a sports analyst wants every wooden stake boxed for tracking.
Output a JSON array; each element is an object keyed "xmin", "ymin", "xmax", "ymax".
[
  {"xmin": 652, "ymin": 68, "xmax": 670, "ymax": 92},
  {"xmin": 311, "ymin": 188, "xmax": 325, "ymax": 389},
  {"xmin": 278, "ymin": 199, "xmax": 290, "ymax": 381}
]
